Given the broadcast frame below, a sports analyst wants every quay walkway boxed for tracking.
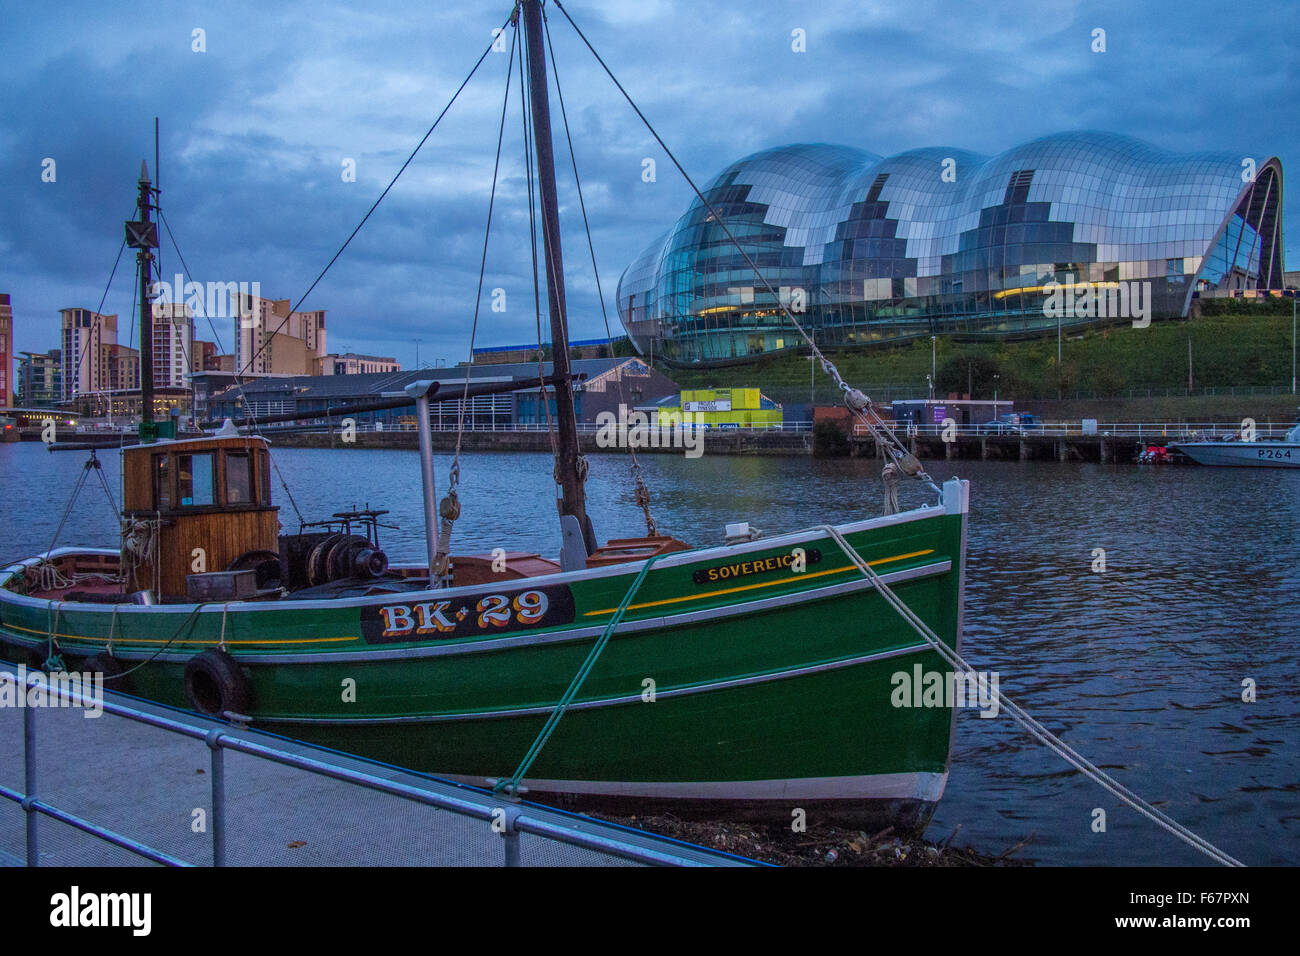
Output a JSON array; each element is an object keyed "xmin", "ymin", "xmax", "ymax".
[{"xmin": 0, "ymin": 665, "xmax": 756, "ymax": 868}]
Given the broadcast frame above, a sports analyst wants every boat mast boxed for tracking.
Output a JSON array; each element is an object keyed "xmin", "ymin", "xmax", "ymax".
[
  {"xmin": 138, "ymin": 164, "xmax": 154, "ymax": 429},
  {"xmin": 126, "ymin": 160, "xmax": 158, "ymax": 439},
  {"xmin": 521, "ymin": 0, "xmax": 594, "ymax": 553}
]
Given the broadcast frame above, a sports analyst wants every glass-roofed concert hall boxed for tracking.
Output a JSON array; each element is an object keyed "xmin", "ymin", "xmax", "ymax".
[{"xmin": 616, "ymin": 131, "xmax": 1285, "ymax": 366}]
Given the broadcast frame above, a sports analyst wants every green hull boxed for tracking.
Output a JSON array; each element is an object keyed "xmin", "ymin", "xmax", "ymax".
[{"xmin": 1, "ymin": 480, "xmax": 969, "ymax": 825}]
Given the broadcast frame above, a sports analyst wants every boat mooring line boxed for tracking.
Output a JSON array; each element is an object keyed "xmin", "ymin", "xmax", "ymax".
[
  {"xmin": 495, "ymin": 551, "xmax": 669, "ymax": 797},
  {"xmin": 818, "ymin": 525, "xmax": 1245, "ymax": 867}
]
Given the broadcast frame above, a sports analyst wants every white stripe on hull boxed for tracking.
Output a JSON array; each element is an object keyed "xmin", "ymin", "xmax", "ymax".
[{"xmin": 444, "ymin": 770, "xmax": 948, "ymax": 803}]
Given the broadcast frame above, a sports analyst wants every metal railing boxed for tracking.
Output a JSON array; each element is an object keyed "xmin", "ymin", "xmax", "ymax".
[
  {"xmin": 0, "ymin": 667, "xmax": 755, "ymax": 868},
  {"xmin": 262, "ymin": 420, "xmax": 816, "ymax": 435},
  {"xmin": 855, "ymin": 421, "xmax": 1294, "ymax": 440}
]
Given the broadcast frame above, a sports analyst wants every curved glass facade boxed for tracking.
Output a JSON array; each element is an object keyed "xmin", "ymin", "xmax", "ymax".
[{"xmin": 617, "ymin": 132, "xmax": 1285, "ymax": 366}]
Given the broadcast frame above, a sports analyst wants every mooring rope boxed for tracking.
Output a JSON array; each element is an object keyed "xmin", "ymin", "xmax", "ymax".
[
  {"xmin": 818, "ymin": 523, "xmax": 1244, "ymax": 867},
  {"xmin": 495, "ymin": 551, "xmax": 668, "ymax": 797},
  {"xmin": 438, "ymin": 17, "xmax": 522, "ymax": 581},
  {"xmin": 543, "ymin": 7, "xmax": 657, "ymax": 536},
  {"xmin": 550, "ymin": 0, "xmax": 935, "ymax": 499},
  {"xmin": 108, "ymin": 603, "xmax": 208, "ymax": 679}
]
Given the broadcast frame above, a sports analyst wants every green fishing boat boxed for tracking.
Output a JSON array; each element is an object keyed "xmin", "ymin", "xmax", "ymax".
[{"xmin": 0, "ymin": 0, "xmax": 970, "ymax": 829}]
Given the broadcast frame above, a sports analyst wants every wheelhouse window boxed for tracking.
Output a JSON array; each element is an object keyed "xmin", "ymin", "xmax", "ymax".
[
  {"xmin": 177, "ymin": 453, "xmax": 215, "ymax": 507},
  {"xmin": 153, "ymin": 454, "xmax": 171, "ymax": 510},
  {"xmin": 225, "ymin": 451, "xmax": 253, "ymax": 505},
  {"xmin": 258, "ymin": 449, "xmax": 271, "ymax": 505}
]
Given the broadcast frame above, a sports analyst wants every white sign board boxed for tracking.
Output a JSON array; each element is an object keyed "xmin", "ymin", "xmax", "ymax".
[
  {"xmin": 1081, "ymin": 418, "xmax": 1098, "ymax": 435},
  {"xmin": 683, "ymin": 400, "xmax": 731, "ymax": 412}
]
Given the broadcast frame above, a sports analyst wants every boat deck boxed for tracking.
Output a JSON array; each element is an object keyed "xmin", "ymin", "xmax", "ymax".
[{"xmin": 5, "ymin": 537, "xmax": 695, "ymax": 604}]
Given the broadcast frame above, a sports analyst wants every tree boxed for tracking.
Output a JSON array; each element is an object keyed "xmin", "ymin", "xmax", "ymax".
[
  {"xmin": 936, "ymin": 355, "xmax": 1002, "ymax": 397},
  {"xmin": 813, "ymin": 418, "xmax": 851, "ymax": 457}
]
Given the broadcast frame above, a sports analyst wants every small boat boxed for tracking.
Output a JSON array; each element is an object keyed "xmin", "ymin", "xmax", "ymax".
[
  {"xmin": 0, "ymin": 0, "xmax": 969, "ymax": 829},
  {"xmin": 1170, "ymin": 420, "xmax": 1300, "ymax": 468}
]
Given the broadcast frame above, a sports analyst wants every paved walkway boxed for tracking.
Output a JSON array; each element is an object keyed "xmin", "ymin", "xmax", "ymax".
[{"xmin": 0, "ymin": 675, "xmax": 753, "ymax": 867}]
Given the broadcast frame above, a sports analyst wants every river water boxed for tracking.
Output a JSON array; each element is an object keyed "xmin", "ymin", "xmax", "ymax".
[{"xmin": 2, "ymin": 439, "xmax": 1296, "ymax": 866}]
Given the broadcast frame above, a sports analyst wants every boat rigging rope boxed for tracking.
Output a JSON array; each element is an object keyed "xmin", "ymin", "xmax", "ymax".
[
  {"xmin": 440, "ymin": 16, "xmax": 521, "ymax": 580},
  {"xmin": 64, "ymin": 227, "xmax": 129, "ymax": 422},
  {"xmin": 235, "ymin": 13, "xmax": 515, "ymax": 383},
  {"xmin": 818, "ymin": 524, "xmax": 1245, "ymax": 867},
  {"xmin": 495, "ymin": 550, "xmax": 668, "ymax": 798},
  {"xmin": 542, "ymin": 8, "xmax": 657, "ymax": 537},
  {"xmin": 550, "ymin": 0, "xmax": 937, "ymax": 500},
  {"xmin": 158, "ymin": 211, "xmax": 306, "ymax": 527},
  {"xmin": 120, "ymin": 517, "xmax": 159, "ymax": 590},
  {"xmin": 518, "ymin": 23, "xmax": 562, "ymax": 476},
  {"xmin": 881, "ymin": 462, "xmax": 901, "ymax": 515},
  {"xmin": 104, "ymin": 602, "xmax": 208, "ymax": 678},
  {"xmin": 31, "ymin": 451, "xmax": 127, "ymax": 591},
  {"xmin": 44, "ymin": 601, "xmax": 65, "ymax": 672},
  {"xmin": 158, "ymin": 12, "xmax": 512, "ymax": 536}
]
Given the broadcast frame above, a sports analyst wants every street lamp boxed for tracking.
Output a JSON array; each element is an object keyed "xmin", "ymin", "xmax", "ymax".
[
  {"xmin": 1057, "ymin": 312, "xmax": 1063, "ymax": 400},
  {"xmin": 993, "ymin": 373, "xmax": 1000, "ymax": 408},
  {"xmin": 931, "ymin": 335, "xmax": 936, "ymax": 385}
]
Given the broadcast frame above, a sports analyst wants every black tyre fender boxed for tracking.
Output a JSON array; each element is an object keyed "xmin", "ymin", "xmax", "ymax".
[
  {"xmin": 83, "ymin": 652, "xmax": 131, "ymax": 693},
  {"xmin": 183, "ymin": 649, "xmax": 252, "ymax": 718},
  {"xmin": 1, "ymin": 642, "xmax": 44, "ymax": 671}
]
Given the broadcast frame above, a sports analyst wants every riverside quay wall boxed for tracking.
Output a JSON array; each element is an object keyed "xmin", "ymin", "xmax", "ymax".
[
  {"xmin": 267, "ymin": 428, "xmax": 814, "ymax": 456},
  {"xmin": 259, "ymin": 427, "xmax": 1159, "ymax": 462}
]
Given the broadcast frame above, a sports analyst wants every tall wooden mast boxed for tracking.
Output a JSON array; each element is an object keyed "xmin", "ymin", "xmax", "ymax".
[
  {"xmin": 125, "ymin": 160, "xmax": 160, "ymax": 439},
  {"xmin": 138, "ymin": 164, "xmax": 154, "ymax": 428},
  {"xmin": 521, "ymin": 0, "xmax": 594, "ymax": 553}
]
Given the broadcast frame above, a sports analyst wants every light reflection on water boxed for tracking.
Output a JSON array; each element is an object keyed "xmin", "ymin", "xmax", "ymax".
[{"xmin": 1, "ymin": 440, "xmax": 1296, "ymax": 865}]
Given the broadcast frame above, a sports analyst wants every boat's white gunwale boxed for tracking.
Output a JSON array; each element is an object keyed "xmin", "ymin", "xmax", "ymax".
[
  {"xmin": 0, "ymin": 497, "xmax": 958, "ymax": 615},
  {"xmin": 441, "ymin": 770, "xmax": 949, "ymax": 804},
  {"xmin": 1, "ymin": 559, "xmax": 950, "ymax": 664}
]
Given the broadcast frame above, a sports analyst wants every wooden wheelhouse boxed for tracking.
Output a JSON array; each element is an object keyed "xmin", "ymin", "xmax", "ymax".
[{"xmin": 122, "ymin": 434, "xmax": 278, "ymax": 598}]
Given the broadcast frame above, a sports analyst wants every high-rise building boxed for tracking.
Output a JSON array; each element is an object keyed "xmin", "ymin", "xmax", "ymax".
[
  {"xmin": 234, "ymin": 295, "xmax": 326, "ymax": 376},
  {"xmin": 0, "ymin": 294, "xmax": 12, "ymax": 409},
  {"xmin": 193, "ymin": 340, "xmax": 220, "ymax": 372},
  {"xmin": 60, "ymin": 308, "xmax": 117, "ymax": 400},
  {"xmin": 151, "ymin": 302, "xmax": 194, "ymax": 388},
  {"xmin": 17, "ymin": 350, "xmax": 61, "ymax": 407},
  {"xmin": 107, "ymin": 344, "xmax": 141, "ymax": 392}
]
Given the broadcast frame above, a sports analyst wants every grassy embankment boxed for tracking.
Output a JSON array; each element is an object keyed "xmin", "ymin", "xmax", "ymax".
[{"xmin": 665, "ymin": 299, "xmax": 1299, "ymax": 423}]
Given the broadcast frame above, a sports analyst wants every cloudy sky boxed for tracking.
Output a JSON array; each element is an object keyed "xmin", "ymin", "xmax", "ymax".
[{"xmin": 2, "ymin": 0, "xmax": 1295, "ymax": 369}]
